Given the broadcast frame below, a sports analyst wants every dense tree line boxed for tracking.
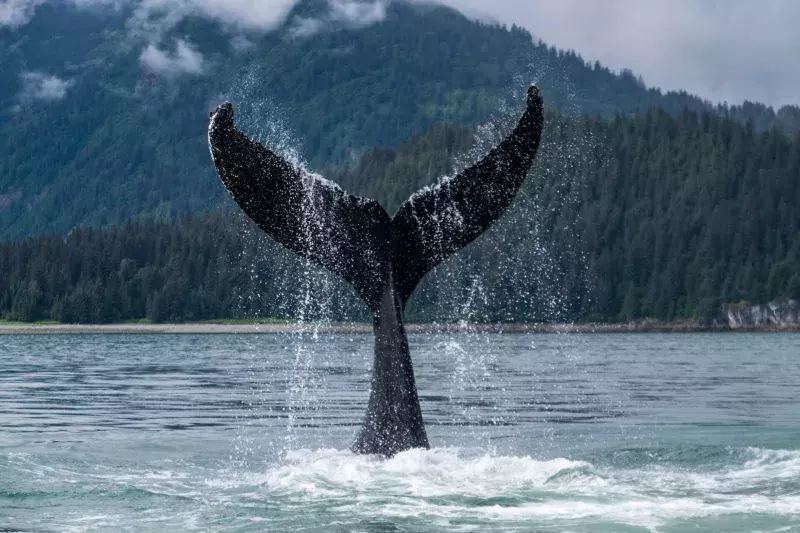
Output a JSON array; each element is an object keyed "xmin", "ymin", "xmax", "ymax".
[
  {"xmin": 580, "ymin": 110, "xmax": 800, "ymax": 320},
  {"xmin": 3, "ymin": 0, "xmax": 799, "ymax": 240},
  {"xmin": 2, "ymin": 107, "xmax": 798, "ymax": 324}
]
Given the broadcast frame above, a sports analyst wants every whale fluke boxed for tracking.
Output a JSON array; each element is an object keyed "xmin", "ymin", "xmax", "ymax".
[
  {"xmin": 208, "ymin": 104, "xmax": 391, "ymax": 308},
  {"xmin": 392, "ymin": 86, "xmax": 543, "ymax": 303},
  {"xmin": 209, "ymin": 86, "xmax": 544, "ymax": 456}
]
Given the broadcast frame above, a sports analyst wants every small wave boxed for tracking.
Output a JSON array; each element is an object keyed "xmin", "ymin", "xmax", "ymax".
[
  {"xmin": 602, "ymin": 445, "xmax": 800, "ymax": 499},
  {"xmin": 742, "ymin": 446, "xmax": 800, "ymax": 466}
]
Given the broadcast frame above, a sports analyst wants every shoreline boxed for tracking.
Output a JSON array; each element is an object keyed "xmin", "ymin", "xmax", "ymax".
[{"xmin": 1, "ymin": 321, "xmax": 798, "ymax": 335}]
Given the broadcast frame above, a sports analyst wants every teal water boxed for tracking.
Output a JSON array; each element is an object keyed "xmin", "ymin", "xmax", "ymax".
[{"xmin": 1, "ymin": 333, "xmax": 798, "ymax": 532}]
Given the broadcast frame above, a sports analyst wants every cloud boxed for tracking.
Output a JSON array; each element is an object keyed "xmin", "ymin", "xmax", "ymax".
[
  {"xmin": 330, "ymin": 0, "xmax": 386, "ymax": 27},
  {"xmin": 139, "ymin": 38, "xmax": 204, "ymax": 76},
  {"xmin": 289, "ymin": 0, "xmax": 386, "ymax": 38},
  {"xmin": 2, "ymin": 0, "xmax": 301, "ymax": 32},
  {"xmin": 0, "ymin": 0, "xmax": 45, "ymax": 27},
  {"xmin": 427, "ymin": 0, "xmax": 800, "ymax": 108},
  {"xmin": 129, "ymin": 0, "xmax": 299, "ymax": 35},
  {"xmin": 19, "ymin": 72, "xmax": 74, "ymax": 101},
  {"xmin": 230, "ymin": 34, "xmax": 255, "ymax": 52},
  {"xmin": 188, "ymin": 0, "xmax": 299, "ymax": 29},
  {"xmin": 289, "ymin": 16, "xmax": 324, "ymax": 38}
]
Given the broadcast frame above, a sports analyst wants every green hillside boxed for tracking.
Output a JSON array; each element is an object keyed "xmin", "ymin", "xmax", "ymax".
[{"xmin": 3, "ymin": 0, "xmax": 798, "ymax": 239}]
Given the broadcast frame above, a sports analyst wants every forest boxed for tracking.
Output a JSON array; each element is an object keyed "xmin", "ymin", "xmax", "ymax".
[{"xmin": 3, "ymin": 106, "xmax": 798, "ymax": 324}]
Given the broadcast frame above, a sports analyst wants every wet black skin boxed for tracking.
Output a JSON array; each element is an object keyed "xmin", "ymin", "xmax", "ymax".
[{"xmin": 208, "ymin": 86, "xmax": 544, "ymax": 457}]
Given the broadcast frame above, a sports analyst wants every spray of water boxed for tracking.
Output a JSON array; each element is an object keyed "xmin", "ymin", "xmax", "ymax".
[{"xmin": 220, "ymin": 55, "xmax": 617, "ymax": 458}]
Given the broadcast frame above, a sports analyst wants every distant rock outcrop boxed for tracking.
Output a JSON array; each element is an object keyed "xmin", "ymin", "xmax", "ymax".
[{"xmin": 723, "ymin": 300, "xmax": 800, "ymax": 328}]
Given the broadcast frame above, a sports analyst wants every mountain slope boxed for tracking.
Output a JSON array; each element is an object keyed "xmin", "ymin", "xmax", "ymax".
[{"xmin": 1, "ymin": 0, "xmax": 798, "ymax": 239}]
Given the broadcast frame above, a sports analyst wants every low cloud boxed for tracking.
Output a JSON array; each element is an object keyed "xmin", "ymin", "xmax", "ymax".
[
  {"xmin": 330, "ymin": 0, "xmax": 386, "ymax": 27},
  {"xmin": 189, "ymin": 0, "xmax": 298, "ymax": 29},
  {"xmin": 127, "ymin": 0, "xmax": 299, "ymax": 38},
  {"xmin": 289, "ymin": 0, "xmax": 386, "ymax": 38},
  {"xmin": 19, "ymin": 72, "xmax": 74, "ymax": 101},
  {"xmin": 2, "ymin": 0, "xmax": 301, "ymax": 32},
  {"xmin": 230, "ymin": 35, "xmax": 255, "ymax": 52},
  {"xmin": 0, "ymin": 0, "xmax": 45, "ymax": 27},
  {"xmin": 289, "ymin": 16, "xmax": 324, "ymax": 38},
  {"xmin": 140, "ymin": 38, "xmax": 204, "ymax": 76}
]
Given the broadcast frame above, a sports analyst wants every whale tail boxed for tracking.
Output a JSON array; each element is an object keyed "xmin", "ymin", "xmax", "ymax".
[
  {"xmin": 208, "ymin": 86, "xmax": 544, "ymax": 455},
  {"xmin": 209, "ymin": 86, "xmax": 543, "ymax": 309}
]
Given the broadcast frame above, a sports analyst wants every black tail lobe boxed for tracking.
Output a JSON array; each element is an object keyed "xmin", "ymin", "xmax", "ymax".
[
  {"xmin": 208, "ymin": 106, "xmax": 391, "ymax": 309},
  {"xmin": 391, "ymin": 86, "xmax": 544, "ymax": 303}
]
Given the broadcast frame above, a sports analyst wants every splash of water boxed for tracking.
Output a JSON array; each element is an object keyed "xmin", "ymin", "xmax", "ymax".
[{"xmin": 220, "ymin": 56, "xmax": 607, "ymax": 456}]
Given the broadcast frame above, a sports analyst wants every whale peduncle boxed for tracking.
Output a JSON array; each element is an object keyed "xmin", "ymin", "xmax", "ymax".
[{"xmin": 352, "ymin": 266, "xmax": 429, "ymax": 456}]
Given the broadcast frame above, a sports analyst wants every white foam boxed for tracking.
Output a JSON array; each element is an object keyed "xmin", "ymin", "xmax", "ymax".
[
  {"xmin": 261, "ymin": 447, "xmax": 800, "ymax": 529},
  {"xmin": 266, "ymin": 447, "xmax": 591, "ymax": 498},
  {"xmin": 378, "ymin": 495, "xmax": 800, "ymax": 529},
  {"xmin": 10, "ymin": 446, "xmax": 799, "ymax": 531}
]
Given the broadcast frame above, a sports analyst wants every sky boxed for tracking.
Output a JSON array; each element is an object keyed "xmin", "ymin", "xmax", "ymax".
[
  {"xmin": 434, "ymin": 0, "xmax": 800, "ymax": 108},
  {"xmin": 2, "ymin": 0, "xmax": 799, "ymax": 107}
]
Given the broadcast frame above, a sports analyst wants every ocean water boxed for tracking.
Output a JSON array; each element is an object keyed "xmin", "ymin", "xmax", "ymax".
[{"xmin": 1, "ymin": 332, "xmax": 798, "ymax": 532}]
